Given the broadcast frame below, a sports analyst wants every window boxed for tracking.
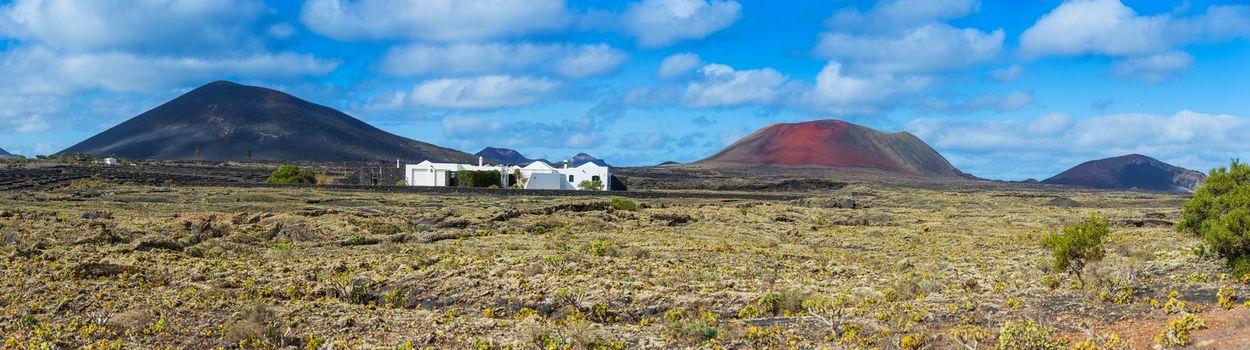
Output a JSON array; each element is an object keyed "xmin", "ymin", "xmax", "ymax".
[
  {"xmin": 592, "ymin": 175, "xmax": 601, "ymax": 182},
  {"xmin": 568, "ymin": 175, "xmax": 575, "ymax": 182}
]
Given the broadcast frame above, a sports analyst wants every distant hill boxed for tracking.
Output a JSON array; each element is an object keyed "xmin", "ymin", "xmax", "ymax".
[
  {"xmin": 476, "ymin": 147, "xmax": 535, "ymax": 165},
  {"xmin": 475, "ymin": 148, "xmax": 611, "ymax": 167},
  {"xmin": 563, "ymin": 153, "xmax": 610, "ymax": 167},
  {"xmin": 59, "ymin": 81, "xmax": 475, "ymax": 163},
  {"xmin": 698, "ymin": 119, "xmax": 971, "ymax": 178},
  {"xmin": 1043, "ymin": 154, "xmax": 1205, "ymax": 192},
  {"xmin": 0, "ymin": 147, "xmax": 11, "ymax": 157}
]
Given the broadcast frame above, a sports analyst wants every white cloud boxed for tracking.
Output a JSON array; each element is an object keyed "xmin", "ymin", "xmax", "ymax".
[
  {"xmin": 0, "ymin": 0, "xmax": 264, "ymax": 54},
  {"xmin": 1110, "ymin": 51, "xmax": 1193, "ymax": 83},
  {"xmin": 13, "ymin": 115, "xmax": 49, "ymax": 133},
  {"xmin": 826, "ymin": 0, "xmax": 979, "ymax": 33},
  {"xmin": 300, "ymin": 0, "xmax": 571, "ymax": 42},
  {"xmin": 656, "ymin": 52, "xmax": 703, "ymax": 79},
  {"xmin": 409, "ymin": 75, "xmax": 561, "ymax": 110},
  {"xmin": 622, "ymin": 0, "xmax": 742, "ymax": 48},
  {"xmin": 987, "ymin": 65, "xmax": 1024, "ymax": 82},
  {"xmin": 1019, "ymin": 0, "xmax": 1249, "ymax": 81},
  {"xmin": 683, "ymin": 63, "xmax": 787, "ymax": 107},
  {"xmin": 0, "ymin": 47, "xmax": 338, "ymax": 94},
  {"xmin": 802, "ymin": 62, "xmax": 929, "ymax": 114},
  {"xmin": 379, "ymin": 42, "xmax": 627, "ymax": 79},
  {"xmin": 906, "ymin": 110, "xmax": 1250, "ymax": 179},
  {"xmin": 918, "ymin": 90, "xmax": 1035, "ymax": 113},
  {"xmin": 0, "ymin": 0, "xmax": 339, "ymax": 134},
  {"xmin": 815, "ymin": 23, "xmax": 1003, "ymax": 73},
  {"xmin": 1020, "ymin": 0, "xmax": 1250, "ymax": 58},
  {"xmin": 552, "ymin": 44, "xmax": 630, "ymax": 79}
]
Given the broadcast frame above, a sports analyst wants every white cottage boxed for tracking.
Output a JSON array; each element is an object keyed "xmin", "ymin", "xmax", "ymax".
[
  {"xmin": 404, "ymin": 158, "xmax": 513, "ymax": 187},
  {"xmin": 404, "ymin": 158, "xmax": 611, "ymax": 191},
  {"xmin": 521, "ymin": 162, "xmax": 611, "ymax": 191}
]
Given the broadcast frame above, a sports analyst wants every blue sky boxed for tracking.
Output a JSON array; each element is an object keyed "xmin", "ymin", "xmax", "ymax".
[{"xmin": 1, "ymin": 0, "xmax": 1248, "ymax": 180}]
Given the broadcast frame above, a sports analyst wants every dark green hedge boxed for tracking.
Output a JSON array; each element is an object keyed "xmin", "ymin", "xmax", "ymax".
[{"xmin": 457, "ymin": 170, "xmax": 502, "ymax": 188}]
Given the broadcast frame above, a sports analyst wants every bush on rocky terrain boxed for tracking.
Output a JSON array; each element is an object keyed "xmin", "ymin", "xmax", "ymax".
[{"xmin": 1178, "ymin": 160, "xmax": 1250, "ymax": 275}]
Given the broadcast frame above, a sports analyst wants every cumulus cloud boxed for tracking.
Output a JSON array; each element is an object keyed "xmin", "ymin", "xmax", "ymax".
[
  {"xmin": 0, "ymin": 1, "xmax": 338, "ymax": 133},
  {"xmin": 825, "ymin": 0, "xmax": 979, "ymax": 33},
  {"xmin": 683, "ymin": 64, "xmax": 788, "ymax": 107},
  {"xmin": 0, "ymin": 0, "xmax": 264, "ymax": 54},
  {"xmin": 918, "ymin": 91, "xmax": 1035, "ymax": 113},
  {"xmin": 801, "ymin": 62, "xmax": 930, "ymax": 114},
  {"xmin": 1110, "ymin": 51, "xmax": 1194, "ymax": 83},
  {"xmin": 656, "ymin": 53, "xmax": 703, "ymax": 79},
  {"xmin": 906, "ymin": 110, "xmax": 1250, "ymax": 179},
  {"xmin": 1, "ymin": 47, "xmax": 337, "ymax": 95},
  {"xmin": 1020, "ymin": 0, "xmax": 1250, "ymax": 81},
  {"xmin": 622, "ymin": 0, "xmax": 742, "ymax": 48},
  {"xmin": 1020, "ymin": 0, "xmax": 1250, "ymax": 58},
  {"xmin": 815, "ymin": 23, "xmax": 1004, "ymax": 74},
  {"xmin": 300, "ymin": 0, "xmax": 571, "ymax": 42},
  {"xmin": 409, "ymin": 75, "xmax": 561, "ymax": 110},
  {"xmin": 379, "ymin": 42, "xmax": 627, "ymax": 79},
  {"xmin": 816, "ymin": 0, "xmax": 1002, "ymax": 74}
]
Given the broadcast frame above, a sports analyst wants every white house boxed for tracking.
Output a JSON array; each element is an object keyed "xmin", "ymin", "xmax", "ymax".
[
  {"xmin": 405, "ymin": 157, "xmax": 512, "ymax": 187},
  {"xmin": 103, "ymin": 158, "xmax": 118, "ymax": 165},
  {"xmin": 404, "ymin": 158, "xmax": 611, "ymax": 191},
  {"xmin": 518, "ymin": 161, "xmax": 610, "ymax": 191}
]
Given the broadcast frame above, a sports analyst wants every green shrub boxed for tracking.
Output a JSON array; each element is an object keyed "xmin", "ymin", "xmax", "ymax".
[
  {"xmin": 1154, "ymin": 313, "xmax": 1206, "ymax": 347},
  {"xmin": 266, "ymin": 165, "xmax": 315, "ymax": 184},
  {"xmin": 1178, "ymin": 160, "xmax": 1250, "ymax": 275},
  {"xmin": 456, "ymin": 170, "xmax": 502, "ymax": 188},
  {"xmin": 610, "ymin": 198, "xmax": 638, "ymax": 211},
  {"xmin": 996, "ymin": 320, "xmax": 1066, "ymax": 350},
  {"xmin": 579, "ymin": 179, "xmax": 604, "ymax": 191},
  {"xmin": 1043, "ymin": 214, "xmax": 1109, "ymax": 287}
]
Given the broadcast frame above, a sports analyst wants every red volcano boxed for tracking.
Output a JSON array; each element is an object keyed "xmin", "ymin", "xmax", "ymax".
[{"xmin": 698, "ymin": 119, "xmax": 970, "ymax": 178}]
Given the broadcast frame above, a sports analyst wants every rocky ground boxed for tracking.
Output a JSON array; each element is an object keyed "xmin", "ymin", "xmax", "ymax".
[{"xmin": 1, "ymin": 179, "xmax": 1247, "ymax": 349}]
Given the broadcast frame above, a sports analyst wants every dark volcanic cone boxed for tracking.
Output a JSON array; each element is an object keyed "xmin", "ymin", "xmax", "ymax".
[
  {"xmin": 60, "ymin": 81, "xmax": 474, "ymax": 163},
  {"xmin": 1043, "ymin": 154, "xmax": 1205, "ymax": 192}
]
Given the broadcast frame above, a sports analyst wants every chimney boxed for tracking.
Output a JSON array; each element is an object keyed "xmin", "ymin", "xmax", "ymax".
[
  {"xmin": 478, "ymin": 156, "xmax": 484, "ymax": 166},
  {"xmin": 563, "ymin": 161, "xmax": 568, "ymax": 169}
]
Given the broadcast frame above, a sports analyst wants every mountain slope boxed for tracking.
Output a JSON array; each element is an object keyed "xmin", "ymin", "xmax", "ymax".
[
  {"xmin": 1043, "ymin": 154, "xmax": 1205, "ymax": 192},
  {"xmin": 0, "ymin": 147, "xmax": 11, "ymax": 157},
  {"xmin": 698, "ymin": 119, "xmax": 969, "ymax": 178},
  {"xmin": 60, "ymin": 81, "xmax": 474, "ymax": 163},
  {"xmin": 476, "ymin": 147, "xmax": 534, "ymax": 165}
]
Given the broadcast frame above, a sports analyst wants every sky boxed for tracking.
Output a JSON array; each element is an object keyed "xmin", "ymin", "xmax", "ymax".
[{"xmin": 1, "ymin": 0, "xmax": 1248, "ymax": 180}]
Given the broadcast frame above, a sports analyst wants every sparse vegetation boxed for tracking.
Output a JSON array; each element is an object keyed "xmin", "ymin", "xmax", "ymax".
[
  {"xmin": 1154, "ymin": 313, "xmax": 1206, "ymax": 347},
  {"xmin": 1043, "ymin": 214, "xmax": 1110, "ymax": 287},
  {"xmin": 456, "ymin": 170, "xmax": 502, "ymax": 188},
  {"xmin": 1178, "ymin": 160, "xmax": 1250, "ymax": 275},
  {"xmin": 0, "ymin": 171, "xmax": 1242, "ymax": 348},
  {"xmin": 266, "ymin": 164, "xmax": 315, "ymax": 184},
  {"xmin": 578, "ymin": 179, "xmax": 604, "ymax": 191},
  {"xmin": 609, "ymin": 197, "xmax": 638, "ymax": 211}
]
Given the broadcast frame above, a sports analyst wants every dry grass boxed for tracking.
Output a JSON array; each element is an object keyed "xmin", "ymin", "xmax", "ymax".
[{"xmin": 0, "ymin": 182, "xmax": 1246, "ymax": 348}]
